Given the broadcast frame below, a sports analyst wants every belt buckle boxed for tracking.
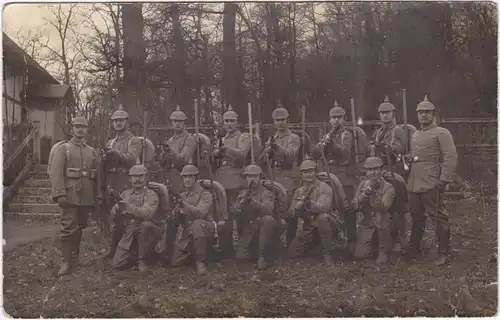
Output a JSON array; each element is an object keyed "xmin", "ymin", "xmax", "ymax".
[
  {"xmin": 82, "ymin": 171, "xmax": 89, "ymax": 177},
  {"xmin": 222, "ymin": 160, "xmax": 227, "ymax": 166},
  {"xmin": 328, "ymin": 160, "xmax": 334, "ymax": 164},
  {"xmin": 274, "ymin": 161, "xmax": 280, "ymax": 167}
]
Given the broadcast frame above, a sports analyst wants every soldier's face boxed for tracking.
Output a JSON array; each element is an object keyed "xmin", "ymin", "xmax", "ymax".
[
  {"xmin": 182, "ymin": 175, "xmax": 196, "ymax": 189},
  {"xmin": 245, "ymin": 174, "xmax": 260, "ymax": 187},
  {"xmin": 224, "ymin": 119, "xmax": 237, "ymax": 133},
  {"xmin": 130, "ymin": 174, "xmax": 147, "ymax": 188},
  {"xmin": 366, "ymin": 167, "xmax": 382, "ymax": 181},
  {"xmin": 273, "ymin": 118, "xmax": 288, "ymax": 130},
  {"xmin": 329, "ymin": 116, "xmax": 343, "ymax": 127},
  {"xmin": 301, "ymin": 169, "xmax": 316, "ymax": 182},
  {"xmin": 417, "ymin": 110, "xmax": 434, "ymax": 125},
  {"xmin": 113, "ymin": 118, "xmax": 127, "ymax": 131},
  {"xmin": 379, "ymin": 111, "xmax": 393, "ymax": 123},
  {"xmin": 172, "ymin": 120, "xmax": 184, "ymax": 132},
  {"xmin": 72, "ymin": 124, "xmax": 88, "ymax": 138}
]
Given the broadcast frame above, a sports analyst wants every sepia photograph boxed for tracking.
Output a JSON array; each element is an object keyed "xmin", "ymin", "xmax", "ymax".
[{"xmin": 2, "ymin": 1, "xmax": 497, "ymax": 317}]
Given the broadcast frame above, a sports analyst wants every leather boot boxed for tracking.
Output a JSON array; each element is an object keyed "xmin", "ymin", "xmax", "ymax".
[
  {"xmin": 323, "ymin": 254, "xmax": 333, "ymax": 267},
  {"xmin": 196, "ymin": 261, "xmax": 208, "ymax": 275},
  {"xmin": 72, "ymin": 230, "xmax": 89, "ymax": 267},
  {"xmin": 434, "ymin": 254, "xmax": 448, "ymax": 266},
  {"xmin": 257, "ymin": 255, "xmax": 267, "ymax": 270},
  {"xmin": 103, "ymin": 231, "xmax": 121, "ymax": 260},
  {"xmin": 376, "ymin": 251, "xmax": 389, "ymax": 264},
  {"xmin": 139, "ymin": 260, "xmax": 150, "ymax": 273},
  {"xmin": 58, "ymin": 240, "xmax": 73, "ymax": 276}
]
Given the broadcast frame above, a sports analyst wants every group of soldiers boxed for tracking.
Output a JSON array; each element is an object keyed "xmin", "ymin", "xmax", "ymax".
[{"xmin": 49, "ymin": 94, "xmax": 457, "ymax": 277}]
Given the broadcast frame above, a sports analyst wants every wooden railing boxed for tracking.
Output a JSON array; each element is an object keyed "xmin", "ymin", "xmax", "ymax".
[{"xmin": 3, "ymin": 123, "xmax": 38, "ymax": 186}]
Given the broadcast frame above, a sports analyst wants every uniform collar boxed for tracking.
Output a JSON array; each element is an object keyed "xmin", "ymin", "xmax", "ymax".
[
  {"xmin": 131, "ymin": 186, "xmax": 147, "ymax": 195},
  {"xmin": 420, "ymin": 123, "xmax": 437, "ymax": 131},
  {"xmin": 381, "ymin": 122, "xmax": 396, "ymax": 130},
  {"xmin": 115, "ymin": 130, "xmax": 133, "ymax": 140},
  {"xmin": 185, "ymin": 182, "xmax": 202, "ymax": 196},
  {"xmin": 225, "ymin": 130, "xmax": 240, "ymax": 138},
  {"xmin": 70, "ymin": 137, "xmax": 86, "ymax": 146},
  {"xmin": 275, "ymin": 129, "xmax": 291, "ymax": 139},
  {"xmin": 173, "ymin": 130, "xmax": 189, "ymax": 138}
]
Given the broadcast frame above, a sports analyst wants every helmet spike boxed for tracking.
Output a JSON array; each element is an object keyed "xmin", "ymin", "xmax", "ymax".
[
  {"xmin": 176, "ymin": 105, "xmax": 181, "ymax": 111},
  {"xmin": 424, "ymin": 95, "xmax": 429, "ymax": 101},
  {"xmin": 227, "ymin": 104, "xmax": 233, "ymax": 111},
  {"xmin": 333, "ymin": 100, "xmax": 339, "ymax": 107},
  {"xmin": 384, "ymin": 95, "xmax": 389, "ymax": 102}
]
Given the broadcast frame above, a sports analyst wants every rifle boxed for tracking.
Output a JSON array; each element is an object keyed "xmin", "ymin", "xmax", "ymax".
[
  {"xmin": 194, "ymin": 99, "xmax": 201, "ymax": 167},
  {"xmin": 263, "ymin": 135, "xmax": 276, "ymax": 160},
  {"xmin": 350, "ymin": 98, "xmax": 359, "ymax": 164},
  {"xmin": 203, "ymin": 150, "xmax": 221, "ymax": 249},
  {"xmin": 317, "ymin": 146, "xmax": 345, "ymax": 228},
  {"xmin": 166, "ymin": 180, "xmax": 186, "ymax": 225},
  {"xmin": 212, "ymin": 128, "xmax": 224, "ymax": 168},
  {"xmin": 295, "ymin": 185, "xmax": 316, "ymax": 226},
  {"xmin": 236, "ymin": 180, "xmax": 255, "ymax": 222}
]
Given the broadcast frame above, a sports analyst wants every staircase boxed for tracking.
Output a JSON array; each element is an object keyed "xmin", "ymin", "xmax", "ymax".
[{"xmin": 5, "ymin": 164, "xmax": 59, "ymax": 219}]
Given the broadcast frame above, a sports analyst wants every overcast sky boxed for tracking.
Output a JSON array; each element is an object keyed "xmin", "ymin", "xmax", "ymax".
[{"xmin": 3, "ymin": 4, "xmax": 48, "ymax": 33}]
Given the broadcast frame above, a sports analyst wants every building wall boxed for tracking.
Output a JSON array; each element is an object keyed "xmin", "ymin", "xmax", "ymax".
[{"xmin": 3, "ymin": 66, "xmax": 24, "ymax": 124}]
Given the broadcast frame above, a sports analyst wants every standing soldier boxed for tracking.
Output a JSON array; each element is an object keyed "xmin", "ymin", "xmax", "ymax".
[
  {"xmin": 406, "ymin": 96, "xmax": 457, "ymax": 266},
  {"xmin": 366, "ymin": 96, "xmax": 409, "ymax": 252},
  {"xmin": 352, "ymin": 157, "xmax": 396, "ymax": 264},
  {"xmin": 234, "ymin": 164, "xmax": 277, "ymax": 270},
  {"xmin": 50, "ymin": 115, "xmax": 101, "ymax": 276},
  {"xmin": 111, "ymin": 164, "xmax": 163, "ymax": 273},
  {"xmin": 260, "ymin": 106, "xmax": 301, "ymax": 247},
  {"xmin": 157, "ymin": 106, "xmax": 197, "ymax": 194},
  {"xmin": 312, "ymin": 101, "xmax": 357, "ymax": 253},
  {"xmin": 103, "ymin": 106, "xmax": 144, "ymax": 260},
  {"xmin": 287, "ymin": 159, "xmax": 336, "ymax": 266},
  {"xmin": 213, "ymin": 106, "xmax": 251, "ymax": 256},
  {"xmin": 171, "ymin": 164, "xmax": 214, "ymax": 275}
]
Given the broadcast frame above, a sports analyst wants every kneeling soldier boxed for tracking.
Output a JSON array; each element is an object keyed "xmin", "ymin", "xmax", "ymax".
[
  {"xmin": 171, "ymin": 164, "xmax": 214, "ymax": 275},
  {"xmin": 234, "ymin": 164, "xmax": 277, "ymax": 270},
  {"xmin": 353, "ymin": 157, "xmax": 396, "ymax": 264},
  {"xmin": 288, "ymin": 159, "xmax": 335, "ymax": 266},
  {"xmin": 111, "ymin": 164, "xmax": 163, "ymax": 273}
]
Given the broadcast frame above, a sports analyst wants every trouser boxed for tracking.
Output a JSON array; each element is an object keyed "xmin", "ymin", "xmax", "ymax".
[
  {"xmin": 60, "ymin": 205, "xmax": 91, "ymax": 263},
  {"xmin": 288, "ymin": 213, "xmax": 337, "ymax": 257},
  {"xmin": 354, "ymin": 211, "xmax": 393, "ymax": 258},
  {"xmin": 219, "ymin": 188, "xmax": 240, "ymax": 257},
  {"xmin": 284, "ymin": 188, "xmax": 297, "ymax": 247},
  {"xmin": 161, "ymin": 219, "xmax": 180, "ymax": 264},
  {"xmin": 235, "ymin": 216, "xmax": 277, "ymax": 261},
  {"xmin": 408, "ymin": 188, "xmax": 450, "ymax": 255},
  {"xmin": 391, "ymin": 212, "xmax": 410, "ymax": 249},
  {"xmin": 107, "ymin": 203, "xmax": 125, "ymax": 255},
  {"xmin": 113, "ymin": 221, "xmax": 163, "ymax": 269},
  {"xmin": 171, "ymin": 219, "xmax": 215, "ymax": 266}
]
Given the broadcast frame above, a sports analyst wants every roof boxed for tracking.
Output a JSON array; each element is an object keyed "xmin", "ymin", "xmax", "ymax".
[
  {"xmin": 31, "ymin": 84, "xmax": 72, "ymax": 98},
  {"xmin": 2, "ymin": 32, "xmax": 59, "ymax": 85}
]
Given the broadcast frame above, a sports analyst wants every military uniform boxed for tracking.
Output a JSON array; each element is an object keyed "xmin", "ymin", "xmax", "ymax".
[
  {"xmin": 353, "ymin": 157, "xmax": 396, "ymax": 263},
  {"xmin": 104, "ymin": 107, "xmax": 145, "ymax": 259},
  {"xmin": 111, "ymin": 166, "xmax": 163, "ymax": 272},
  {"xmin": 261, "ymin": 107, "xmax": 301, "ymax": 247},
  {"xmin": 312, "ymin": 103, "xmax": 357, "ymax": 249},
  {"xmin": 214, "ymin": 107, "xmax": 251, "ymax": 256},
  {"xmin": 171, "ymin": 165, "xmax": 214, "ymax": 274},
  {"xmin": 50, "ymin": 116, "xmax": 101, "ymax": 276},
  {"xmin": 407, "ymin": 96, "xmax": 457, "ymax": 264},
  {"xmin": 288, "ymin": 160, "xmax": 336, "ymax": 265},
  {"xmin": 234, "ymin": 165, "xmax": 277, "ymax": 269}
]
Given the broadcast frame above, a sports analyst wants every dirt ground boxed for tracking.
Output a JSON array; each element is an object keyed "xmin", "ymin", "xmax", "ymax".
[{"xmin": 3, "ymin": 197, "xmax": 497, "ymax": 318}]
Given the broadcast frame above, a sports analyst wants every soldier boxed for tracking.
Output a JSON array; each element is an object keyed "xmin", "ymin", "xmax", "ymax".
[
  {"xmin": 406, "ymin": 96, "xmax": 457, "ymax": 266},
  {"xmin": 260, "ymin": 106, "xmax": 301, "ymax": 247},
  {"xmin": 158, "ymin": 106, "xmax": 197, "ymax": 194},
  {"xmin": 103, "ymin": 106, "xmax": 145, "ymax": 259},
  {"xmin": 366, "ymin": 96, "xmax": 409, "ymax": 252},
  {"xmin": 352, "ymin": 157, "xmax": 396, "ymax": 264},
  {"xmin": 50, "ymin": 115, "xmax": 101, "ymax": 276},
  {"xmin": 111, "ymin": 164, "xmax": 163, "ymax": 273},
  {"xmin": 234, "ymin": 164, "xmax": 277, "ymax": 270},
  {"xmin": 366, "ymin": 96, "xmax": 406, "ymax": 173},
  {"xmin": 287, "ymin": 160, "xmax": 336, "ymax": 266},
  {"xmin": 213, "ymin": 106, "xmax": 251, "ymax": 256},
  {"xmin": 171, "ymin": 164, "xmax": 214, "ymax": 275},
  {"xmin": 312, "ymin": 101, "xmax": 357, "ymax": 253}
]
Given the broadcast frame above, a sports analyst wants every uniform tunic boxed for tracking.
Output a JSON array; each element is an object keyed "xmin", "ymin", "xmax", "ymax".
[
  {"xmin": 367, "ymin": 123, "xmax": 406, "ymax": 173},
  {"xmin": 50, "ymin": 138, "xmax": 101, "ymax": 239}
]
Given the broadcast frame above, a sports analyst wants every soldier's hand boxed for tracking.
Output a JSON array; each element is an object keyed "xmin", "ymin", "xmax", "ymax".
[
  {"xmin": 435, "ymin": 180, "xmax": 449, "ymax": 191},
  {"xmin": 117, "ymin": 200, "xmax": 129, "ymax": 212},
  {"xmin": 213, "ymin": 148, "xmax": 222, "ymax": 158},
  {"xmin": 106, "ymin": 149, "xmax": 120, "ymax": 160},
  {"xmin": 296, "ymin": 200, "xmax": 306, "ymax": 211},
  {"xmin": 57, "ymin": 196, "xmax": 71, "ymax": 208}
]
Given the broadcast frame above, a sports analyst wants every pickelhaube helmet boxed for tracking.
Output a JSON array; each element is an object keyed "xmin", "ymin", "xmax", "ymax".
[
  {"xmin": 378, "ymin": 95, "xmax": 396, "ymax": 112},
  {"xmin": 299, "ymin": 159, "xmax": 317, "ymax": 171},
  {"xmin": 223, "ymin": 105, "xmax": 238, "ymax": 120},
  {"xmin": 111, "ymin": 105, "xmax": 129, "ymax": 120},
  {"xmin": 71, "ymin": 115, "xmax": 88, "ymax": 126},
  {"xmin": 364, "ymin": 156, "xmax": 384, "ymax": 169},
  {"xmin": 272, "ymin": 107, "xmax": 290, "ymax": 120},
  {"xmin": 129, "ymin": 164, "xmax": 148, "ymax": 176},
  {"xmin": 170, "ymin": 105, "xmax": 187, "ymax": 121},
  {"xmin": 416, "ymin": 95, "xmax": 436, "ymax": 111},
  {"xmin": 180, "ymin": 164, "xmax": 200, "ymax": 176},
  {"xmin": 329, "ymin": 101, "xmax": 346, "ymax": 117},
  {"xmin": 243, "ymin": 164, "xmax": 263, "ymax": 175}
]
